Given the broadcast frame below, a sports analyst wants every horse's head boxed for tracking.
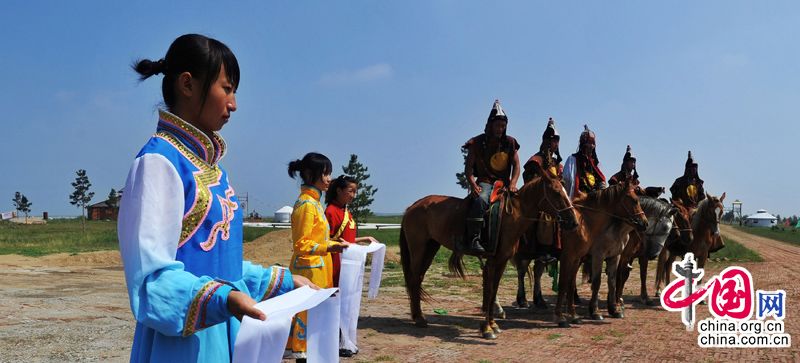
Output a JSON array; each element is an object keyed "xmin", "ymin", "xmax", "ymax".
[
  {"xmin": 618, "ymin": 180, "xmax": 648, "ymax": 231},
  {"xmin": 640, "ymin": 197, "xmax": 672, "ymax": 259},
  {"xmin": 523, "ymin": 167, "xmax": 578, "ymax": 230},
  {"xmin": 698, "ymin": 192, "xmax": 726, "ymax": 234},
  {"xmin": 670, "ymin": 198, "xmax": 694, "ymax": 246}
]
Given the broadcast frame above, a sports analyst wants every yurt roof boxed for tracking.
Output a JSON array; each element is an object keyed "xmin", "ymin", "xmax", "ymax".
[{"xmin": 275, "ymin": 206, "xmax": 293, "ymax": 213}]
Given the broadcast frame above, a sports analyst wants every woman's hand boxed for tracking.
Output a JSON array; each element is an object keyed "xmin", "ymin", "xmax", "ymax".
[
  {"xmin": 327, "ymin": 242, "xmax": 350, "ymax": 253},
  {"xmin": 227, "ymin": 290, "xmax": 265, "ymax": 321},
  {"xmin": 292, "ymin": 274, "xmax": 320, "ymax": 290}
]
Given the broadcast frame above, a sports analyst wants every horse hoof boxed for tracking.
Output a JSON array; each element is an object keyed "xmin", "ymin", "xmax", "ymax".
[
  {"xmin": 490, "ymin": 322, "xmax": 502, "ymax": 334},
  {"xmin": 558, "ymin": 321, "xmax": 571, "ymax": 328},
  {"xmin": 413, "ymin": 317, "xmax": 428, "ymax": 328},
  {"xmin": 609, "ymin": 311, "xmax": 624, "ymax": 319},
  {"xmin": 590, "ymin": 313, "xmax": 604, "ymax": 321},
  {"xmin": 496, "ymin": 310, "xmax": 506, "ymax": 319},
  {"xmin": 570, "ymin": 317, "xmax": 583, "ymax": 325},
  {"xmin": 482, "ymin": 331, "xmax": 498, "ymax": 340},
  {"xmin": 513, "ymin": 300, "xmax": 529, "ymax": 309}
]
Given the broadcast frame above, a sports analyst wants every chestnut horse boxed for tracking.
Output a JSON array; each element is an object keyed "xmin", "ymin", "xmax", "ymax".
[
  {"xmin": 654, "ymin": 193, "xmax": 726, "ymax": 295},
  {"xmin": 399, "ymin": 172, "xmax": 577, "ymax": 339},
  {"xmin": 614, "ymin": 197, "xmax": 693, "ymax": 308},
  {"xmin": 554, "ymin": 181, "xmax": 648, "ymax": 327}
]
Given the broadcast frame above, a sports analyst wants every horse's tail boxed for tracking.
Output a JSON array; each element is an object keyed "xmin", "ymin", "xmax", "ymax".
[
  {"xmin": 448, "ymin": 251, "xmax": 466, "ymax": 279},
  {"xmin": 399, "ymin": 225, "xmax": 432, "ymax": 302}
]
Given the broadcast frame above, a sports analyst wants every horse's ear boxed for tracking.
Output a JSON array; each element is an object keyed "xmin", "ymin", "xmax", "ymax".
[
  {"xmin": 706, "ymin": 192, "xmax": 712, "ymax": 200},
  {"xmin": 720, "ymin": 192, "xmax": 726, "ymax": 203}
]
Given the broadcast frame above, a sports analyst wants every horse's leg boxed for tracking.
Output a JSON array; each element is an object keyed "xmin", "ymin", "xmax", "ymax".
[
  {"xmin": 605, "ymin": 255, "xmax": 623, "ymax": 318},
  {"xmin": 568, "ymin": 261, "xmax": 581, "ymax": 324},
  {"xmin": 489, "ymin": 258, "xmax": 510, "ymax": 335},
  {"xmin": 653, "ymin": 248, "xmax": 669, "ymax": 297},
  {"xmin": 533, "ymin": 259, "xmax": 548, "ymax": 309},
  {"xmin": 513, "ymin": 254, "xmax": 530, "ymax": 308},
  {"xmin": 588, "ymin": 254, "xmax": 603, "ymax": 320},
  {"xmin": 480, "ymin": 259, "xmax": 500, "ymax": 339},
  {"xmin": 615, "ymin": 255, "xmax": 632, "ymax": 309},
  {"xmin": 410, "ymin": 239, "xmax": 441, "ymax": 327},
  {"xmin": 639, "ymin": 253, "xmax": 654, "ymax": 306}
]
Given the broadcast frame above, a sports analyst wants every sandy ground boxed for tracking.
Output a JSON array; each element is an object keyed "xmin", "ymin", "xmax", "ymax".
[{"xmin": 0, "ymin": 225, "xmax": 797, "ymax": 362}]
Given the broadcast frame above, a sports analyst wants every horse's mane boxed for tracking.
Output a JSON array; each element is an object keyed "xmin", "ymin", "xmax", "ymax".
[
  {"xmin": 692, "ymin": 196, "xmax": 717, "ymax": 229},
  {"xmin": 573, "ymin": 183, "xmax": 626, "ymax": 207},
  {"xmin": 639, "ymin": 196, "xmax": 670, "ymax": 220}
]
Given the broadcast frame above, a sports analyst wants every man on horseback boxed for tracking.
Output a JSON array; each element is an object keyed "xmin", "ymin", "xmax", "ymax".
[
  {"xmin": 462, "ymin": 99, "xmax": 521, "ymax": 253},
  {"xmin": 670, "ymin": 151, "xmax": 705, "ymax": 209},
  {"xmin": 521, "ymin": 117, "xmax": 563, "ymax": 263},
  {"xmin": 563, "ymin": 124, "xmax": 606, "ymax": 200}
]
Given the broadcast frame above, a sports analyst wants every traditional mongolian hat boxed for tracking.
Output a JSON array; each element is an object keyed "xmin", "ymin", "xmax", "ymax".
[
  {"xmin": 685, "ymin": 151, "xmax": 698, "ymax": 167},
  {"xmin": 623, "ymin": 145, "xmax": 636, "ymax": 162},
  {"xmin": 542, "ymin": 117, "xmax": 560, "ymax": 141},
  {"xmin": 579, "ymin": 124, "xmax": 595, "ymax": 145},
  {"xmin": 487, "ymin": 99, "xmax": 507, "ymax": 122}
]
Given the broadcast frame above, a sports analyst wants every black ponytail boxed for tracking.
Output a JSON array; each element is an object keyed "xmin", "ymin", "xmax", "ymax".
[{"xmin": 288, "ymin": 152, "xmax": 333, "ymax": 185}]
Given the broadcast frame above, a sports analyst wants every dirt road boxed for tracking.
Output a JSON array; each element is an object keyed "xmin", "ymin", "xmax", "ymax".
[{"xmin": 0, "ymin": 226, "xmax": 796, "ymax": 362}]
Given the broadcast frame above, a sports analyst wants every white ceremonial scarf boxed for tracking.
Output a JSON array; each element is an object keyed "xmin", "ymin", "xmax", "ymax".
[
  {"xmin": 338, "ymin": 241, "xmax": 386, "ymax": 352},
  {"xmin": 233, "ymin": 286, "xmax": 339, "ymax": 363}
]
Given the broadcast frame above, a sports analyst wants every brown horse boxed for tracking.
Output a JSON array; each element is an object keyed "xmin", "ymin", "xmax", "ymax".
[
  {"xmin": 399, "ymin": 172, "xmax": 577, "ymax": 339},
  {"xmin": 553, "ymin": 181, "xmax": 648, "ymax": 327},
  {"xmin": 614, "ymin": 197, "xmax": 693, "ymax": 308},
  {"xmin": 654, "ymin": 193, "xmax": 726, "ymax": 295}
]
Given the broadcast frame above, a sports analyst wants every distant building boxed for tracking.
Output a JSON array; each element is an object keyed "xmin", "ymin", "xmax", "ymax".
[
  {"xmin": 744, "ymin": 209, "xmax": 777, "ymax": 227},
  {"xmin": 274, "ymin": 206, "xmax": 293, "ymax": 223},
  {"xmin": 87, "ymin": 200, "xmax": 119, "ymax": 221}
]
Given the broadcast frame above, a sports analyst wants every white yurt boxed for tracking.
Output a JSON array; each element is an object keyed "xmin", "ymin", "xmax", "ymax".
[
  {"xmin": 744, "ymin": 209, "xmax": 777, "ymax": 227},
  {"xmin": 274, "ymin": 206, "xmax": 293, "ymax": 223}
]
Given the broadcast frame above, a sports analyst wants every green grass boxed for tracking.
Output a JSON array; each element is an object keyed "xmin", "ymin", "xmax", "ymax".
[
  {"xmin": 362, "ymin": 229, "xmax": 402, "ymax": 246},
  {"xmin": 0, "ymin": 219, "xmax": 118, "ymax": 256},
  {"xmin": 0, "ymin": 219, "xmax": 278, "ymax": 256},
  {"xmin": 731, "ymin": 225, "xmax": 800, "ymax": 246},
  {"xmin": 547, "ymin": 333, "xmax": 563, "ymax": 340},
  {"xmin": 362, "ymin": 214, "xmax": 403, "ymax": 224},
  {"xmin": 712, "ymin": 234, "xmax": 764, "ymax": 262}
]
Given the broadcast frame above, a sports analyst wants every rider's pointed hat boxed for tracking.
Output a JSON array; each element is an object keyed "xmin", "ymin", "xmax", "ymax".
[
  {"xmin": 542, "ymin": 117, "xmax": 560, "ymax": 141},
  {"xmin": 579, "ymin": 124, "xmax": 595, "ymax": 145},
  {"xmin": 487, "ymin": 99, "xmax": 507, "ymax": 123},
  {"xmin": 685, "ymin": 150, "xmax": 698, "ymax": 167},
  {"xmin": 623, "ymin": 145, "xmax": 636, "ymax": 162}
]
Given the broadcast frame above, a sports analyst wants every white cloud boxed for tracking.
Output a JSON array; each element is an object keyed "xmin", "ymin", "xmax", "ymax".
[{"xmin": 319, "ymin": 63, "xmax": 393, "ymax": 86}]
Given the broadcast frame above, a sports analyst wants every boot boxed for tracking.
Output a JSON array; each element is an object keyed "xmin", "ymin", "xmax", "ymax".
[{"xmin": 465, "ymin": 218, "xmax": 486, "ymax": 254}]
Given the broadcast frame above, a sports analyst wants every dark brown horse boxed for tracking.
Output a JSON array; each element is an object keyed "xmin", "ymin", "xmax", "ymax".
[
  {"xmin": 554, "ymin": 181, "xmax": 648, "ymax": 327},
  {"xmin": 400, "ymin": 172, "xmax": 577, "ymax": 339},
  {"xmin": 614, "ymin": 197, "xmax": 693, "ymax": 308},
  {"xmin": 654, "ymin": 193, "xmax": 726, "ymax": 295}
]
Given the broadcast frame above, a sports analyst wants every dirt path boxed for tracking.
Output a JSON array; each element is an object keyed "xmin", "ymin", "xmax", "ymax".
[{"xmin": 0, "ymin": 227, "xmax": 796, "ymax": 362}]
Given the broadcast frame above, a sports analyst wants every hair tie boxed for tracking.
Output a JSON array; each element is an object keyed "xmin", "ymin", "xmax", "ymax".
[{"xmin": 156, "ymin": 59, "xmax": 167, "ymax": 75}]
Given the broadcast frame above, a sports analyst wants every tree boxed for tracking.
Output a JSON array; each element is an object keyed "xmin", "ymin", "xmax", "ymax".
[
  {"xmin": 69, "ymin": 169, "xmax": 94, "ymax": 232},
  {"xmin": 342, "ymin": 154, "xmax": 378, "ymax": 223},
  {"xmin": 455, "ymin": 146, "xmax": 470, "ymax": 190},
  {"xmin": 107, "ymin": 188, "xmax": 120, "ymax": 208},
  {"xmin": 12, "ymin": 192, "xmax": 32, "ymax": 223}
]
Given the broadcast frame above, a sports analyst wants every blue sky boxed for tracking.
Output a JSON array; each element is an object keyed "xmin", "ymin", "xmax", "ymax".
[{"xmin": 1, "ymin": 1, "xmax": 798, "ymax": 218}]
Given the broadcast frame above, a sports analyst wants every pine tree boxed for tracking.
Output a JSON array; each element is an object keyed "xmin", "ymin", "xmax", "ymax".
[
  {"xmin": 12, "ymin": 192, "xmax": 32, "ymax": 223},
  {"xmin": 342, "ymin": 154, "xmax": 378, "ymax": 223},
  {"xmin": 69, "ymin": 169, "xmax": 94, "ymax": 232},
  {"xmin": 107, "ymin": 188, "xmax": 120, "ymax": 208}
]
